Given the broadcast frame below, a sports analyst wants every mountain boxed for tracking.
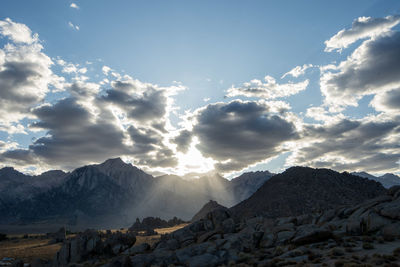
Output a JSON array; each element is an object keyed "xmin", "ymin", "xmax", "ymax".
[
  {"xmin": 231, "ymin": 166, "xmax": 387, "ymax": 219},
  {"xmin": 229, "ymin": 170, "xmax": 273, "ymax": 202},
  {"xmin": 0, "ymin": 167, "xmax": 67, "ymax": 206},
  {"xmin": 191, "ymin": 200, "xmax": 227, "ymax": 222},
  {"xmin": 352, "ymin": 171, "xmax": 400, "ymax": 188},
  {"xmin": 0, "ymin": 158, "xmax": 271, "ymax": 229}
]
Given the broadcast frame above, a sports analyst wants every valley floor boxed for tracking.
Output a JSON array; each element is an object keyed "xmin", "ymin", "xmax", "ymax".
[{"xmin": 0, "ymin": 224, "xmax": 187, "ymax": 265}]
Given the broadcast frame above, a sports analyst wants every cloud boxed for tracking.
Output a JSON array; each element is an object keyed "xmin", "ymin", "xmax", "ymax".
[
  {"xmin": 288, "ymin": 115, "xmax": 400, "ymax": 173},
  {"xmin": 70, "ymin": 3, "xmax": 79, "ymax": 9},
  {"xmin": 173, "ymin": 129, "xmax": 192, "ymax": 153},
  {"xmin": 325, "ymin": 15, "xmax": 400, "ymax": 52},
  {"xmin": 226, "ymin": 75, "xmax": 309, "ymax": 99},
  {"xmin": 371, "ymin": 88, "xmax": 400, "ymax": 115},
  {"xmin": 321, "ymin": 31, "xmax": 400, "ymax": 110},
  {"xmin": 0, "ymin": 19, "xmax": 63, "ymax": 129},
  {"xmin": 281, "ymin": 64, "xmax": 313, "ymax": 79},
  {"xmin": 68, "ymin": 22, "xmax": 80, "ymax": 31},
  {"xmin": 0, "ymin": 18, "xmax": 38, "ymax": 44},
  {"xmin": 102, "ymin": 65, "xmax": 112, "ymax": 75},
  {"xmin": 102, "ymin": 77, "xmax": 184, "ymax": 124},
  {"xmin": 180, "ymin": 100, "xmax": 299, "ymax": 172}
]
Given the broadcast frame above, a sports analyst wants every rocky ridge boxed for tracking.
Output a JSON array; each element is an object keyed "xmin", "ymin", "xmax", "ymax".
[{"xmin": 232, "ymin": 166, "xmax": 387, "ymax": 219}]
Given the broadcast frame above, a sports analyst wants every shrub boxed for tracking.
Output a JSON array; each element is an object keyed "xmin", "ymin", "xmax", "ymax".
[
  {"xmin": 0, "ymin": 233, "xmax": 7, "ymax": 241},
  {"xmin": 362, "ymin": 242, "xmax": 374, "ymax": 250}
]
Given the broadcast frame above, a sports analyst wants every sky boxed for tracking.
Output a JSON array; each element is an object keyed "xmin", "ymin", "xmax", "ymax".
[{"xmin": 0, "ymin": 0, "xmax": 399, "ymax": 177}]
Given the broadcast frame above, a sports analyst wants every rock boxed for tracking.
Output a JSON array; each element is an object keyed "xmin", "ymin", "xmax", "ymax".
[
  {"xmin": 275, "ymin": 230, "xmax": 295, "ymax": 245},
  {"xmin": 221, "ymin": 218, "xmax": 235, "ymax": 233},
  {"xmin": 378, "ymin": 198, "xmax": 400, "ymax": 220},
  {"xmin": 126, "ymin": 242, "xmax": 150, "ymax": 255},
  {"xmin": 260, "ymin": 233, "xmax": 275, "ymax": 248},
  {"xmin": 295, "ymin": 214, "xmax": 314, "ymax": 226},
  {"xmin": 382, "ymin": 222, "xmax": 400, "ymax": 241},
  {"xmin": 346, "ymin": 219, "xmax": 365, "ymax": 235},
  {"xmin": 273, "ymin": 223, "xmax": 295, "ymax": 233},
  {"xmin": 208, "ymin": 208, "xmax": 232, "ymax": 230},
  {"xmin": 113, "ymin": 244, "xmax": 123, "ymax": 255},
  {"xmin": 292, "ymin": 225, "xmax": 332, "ymax": 245},
  {"xmin": 11, "ymin": 259, "xmax": 24, "ymax": 267},
  {"xmin": 31, "ymin": 259, "xmax": 49, "ymax": 267},
  {"xmin": 366, "ymin": 211, "xmax": 392, "ymax": 232},
  {"xmin": 130, "ymin": 254, "xmax": 154, "ymax": 267},
  {"xmin": 188, "ymin": 253, "xmax": 220, "ymax": 267},
  {"xmin": 388, "ymin": 185, "xmax": 400, "ymax": 197},
  {"xmin": 198, "ymin": 230, "xmax": 221, "ymax": 243}
]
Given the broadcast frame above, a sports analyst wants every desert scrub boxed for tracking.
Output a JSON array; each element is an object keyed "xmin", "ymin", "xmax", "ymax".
[
  {"xmin": 330, "ymin": 247, "xmax": 345, "ymax": 256},
  {"xmin": 362, "ymin": 242, "xmax": 374, "ymax": 250},
  {"xmin": 274, "ymin": 246, "xmax": 284, "ymax": 256},
  {"xmin": 393, "ymin": 247, "xmax": 400, "ymax": 256}
]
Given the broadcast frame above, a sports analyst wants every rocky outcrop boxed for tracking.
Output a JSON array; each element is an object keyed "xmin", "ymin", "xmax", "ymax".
[
  {"xmin": 53, "ymin": 230, "xmax": 136, "ymax": 266},
  {"xmin": 191, "ymin": 200, "xmax": 227, "ymax": 222},
  {"xmin": 93, "ymin": 185, "xmax": 400, "ymax": 266}
]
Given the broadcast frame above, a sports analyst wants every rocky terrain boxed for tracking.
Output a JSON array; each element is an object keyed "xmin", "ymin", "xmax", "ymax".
[
  {"xmin": 11, "ymin": 184, "xmax": 397, "ymax": 266},
  {"xmin": 191, "ymin": 201, "xmax": 227, "ymax": 222},
  {"xmin": 0, "ymin": 158, "xmax": 272, "ymax": 229},
  {"xmin": 232, "ymin": 167, "xmax": 387, "ymax": 219}
]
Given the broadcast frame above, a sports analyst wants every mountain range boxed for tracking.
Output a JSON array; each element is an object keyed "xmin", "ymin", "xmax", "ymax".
[
  {"xmin": 0, "ymin": 158, "xmax": 396, "ymax": 231},
  {"xmin": 352, "ymin": 171, "xmax": 400, "ymax": 188},
  {"xmin": 0, "ymin": 158, "xmax": 273, "ymax": 229}
]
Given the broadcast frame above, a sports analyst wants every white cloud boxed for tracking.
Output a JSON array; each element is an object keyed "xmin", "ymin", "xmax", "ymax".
[
  {"xmin": 68, "ymin": 22, "xmax": 80, "ymax": 31},
  {"xmin": 227, "ymin": 75, "xmax": 309, "ymax": 99},
  {"xmin": 0, "ymin": 19, "xmax": 63, "ymax": 126},
  {"xmin": 321, "ymin": 31, "xmax": 400, "ymax": 110},
  {"xmin": 281, "ymin": 64, "xmax": 313, "ymax": 78},
  {"xmin": 325, "ymin": 15, "xmax": 400, "ymax": 52},
  {"xmin": 70, "ymin": 3, "xmax": 79, "ymax": 9},
  {"xmin": 0, "ymin": 18, "xmax": 38, "ymax": 44},
  {"xmin": 102, "ymin": 65, "xmax": 112, "ymax": 75}
]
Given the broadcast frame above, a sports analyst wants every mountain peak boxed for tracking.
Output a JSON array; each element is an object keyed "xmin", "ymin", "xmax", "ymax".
[{"xmin": 101, "ymin": 157, "xmax": 126, "ymax": 166}]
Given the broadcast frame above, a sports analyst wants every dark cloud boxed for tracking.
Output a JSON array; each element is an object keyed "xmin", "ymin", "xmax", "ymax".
[
  {"xmin": 1, "ymin": 80, "xmax": 179, "ymax": 170},
  {"xmin": 25, "ymin": 98, "xmax": 130, "ymax": 168},
  {"xmin": 289, "ymin": 117, "xmax": 400, "ymax": 173},
  {"xmin": 187, "ymin": 100, "xmax": 299, "ymax": 171},
  {"xmin": 102, "ymin": 80, "xmax": 167, "ymax": 123},
  {"xmin": 173, "ymin": 130, "xmax": 192, "ymax": 153}
]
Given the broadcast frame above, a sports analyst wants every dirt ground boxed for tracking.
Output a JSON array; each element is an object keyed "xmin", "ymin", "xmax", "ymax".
[
  {"xmin": 0, "ymin": 237, "xmax": 62, "ymax": 262},
  {"xmin": 0, "ymin": 224, "xmax": 187, "ymax": 262}
]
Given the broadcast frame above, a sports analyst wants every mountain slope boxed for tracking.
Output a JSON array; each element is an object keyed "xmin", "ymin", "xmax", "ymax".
[
  {"xmin": 191, "ymin": 200, "xmax": 227, "ymax": 222},
  {"xmin": 0, "ymin": 158, "xmax": 277, "ymax": 228},
  {"xmin": 353, "ymin": 171, "xmax": 400, "ymax": 188},
  {"xmin": 229, "ymin": 170, "xmax": 273, "ymax": 202},
  {"xmin": 231, "ymin": 167, "xmax": 387, "ymax": 219}
]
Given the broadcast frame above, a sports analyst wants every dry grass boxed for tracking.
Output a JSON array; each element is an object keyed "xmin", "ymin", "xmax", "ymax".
[
  {"xmin": 0, "ymin": 223, "xmax": 188, "ymax": 262},
  {"xmin": 0, "ymin": 238, "xmax": 61, "ymax": 262},
  {"xmin": 154, "ymin": 223, "xmax": 188, "ymax": 235}
]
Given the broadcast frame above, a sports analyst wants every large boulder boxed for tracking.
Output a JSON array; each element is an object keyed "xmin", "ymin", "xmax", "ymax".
[{"xmin": 291, "ymin": 225, "xmax": 332, "ymax": 245}]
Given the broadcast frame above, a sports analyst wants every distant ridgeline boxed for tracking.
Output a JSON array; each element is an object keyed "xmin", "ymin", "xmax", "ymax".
[{"xmin": 0, "ymin": 158, "xmax": 273, "ymax": 229}]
